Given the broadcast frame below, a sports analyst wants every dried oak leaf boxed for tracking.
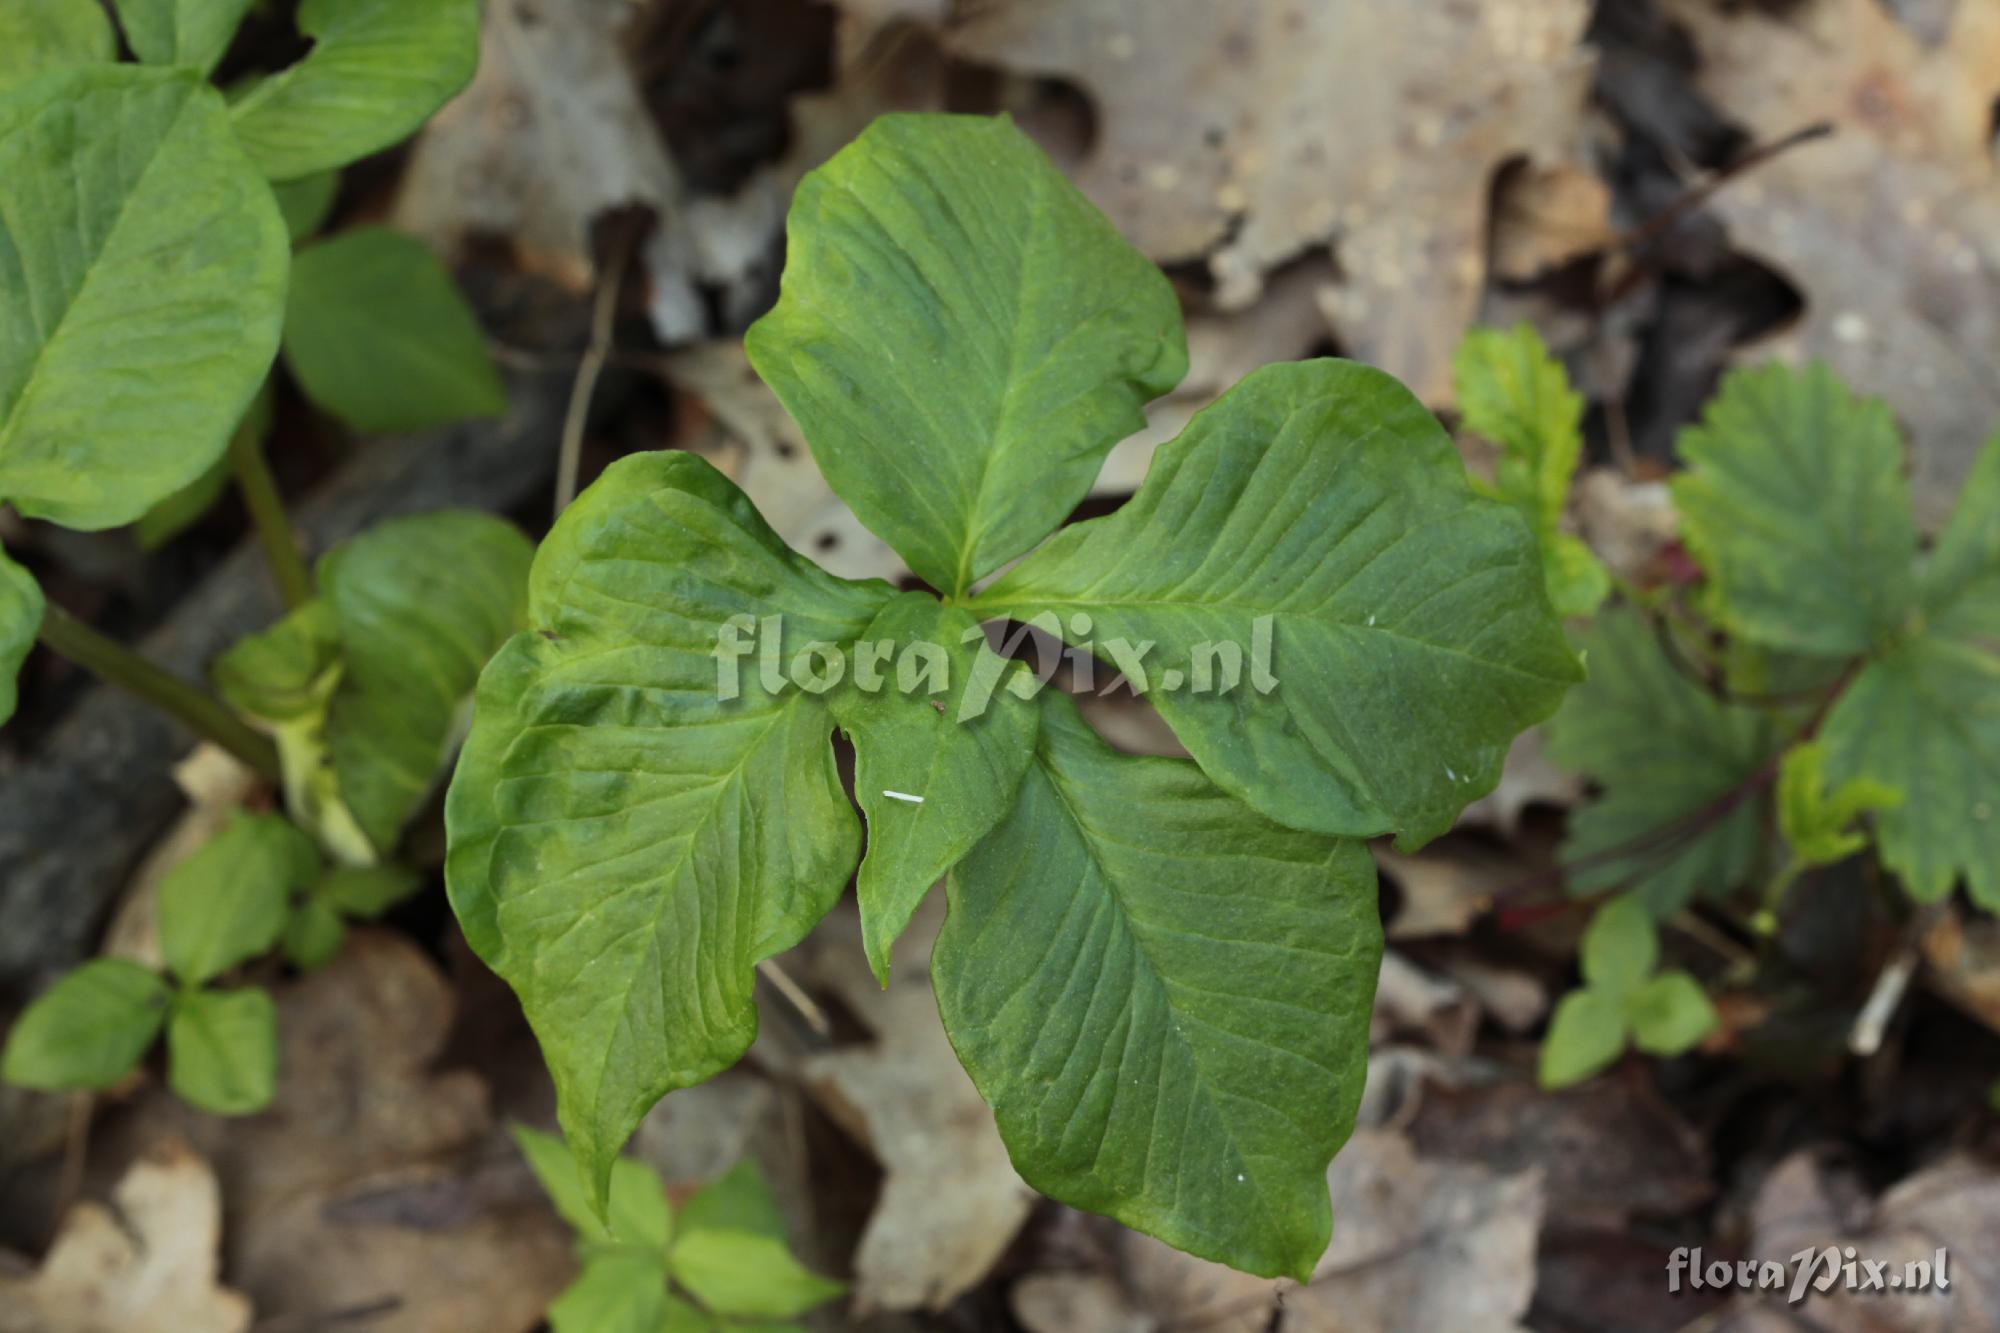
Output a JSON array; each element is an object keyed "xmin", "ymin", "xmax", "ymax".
[
  {"xmin": 945, "ymin": 0, "xmax": 1594, "ymax": 399},
  {"xmin": 1664, "ymin": 0, "xmax": 2000, "ymax": 523},
  {"xmin": 0, "ymin": 1141, "xmax": 250, "ymax": 1333}
]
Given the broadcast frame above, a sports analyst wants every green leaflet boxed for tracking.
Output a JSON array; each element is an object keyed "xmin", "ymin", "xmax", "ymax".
[
  {"xmin": 283, "ymin": 896, "xmax": 346, "ymax": 969},
  {"xmin": 976, "ymin": 359, "xmax": 1580, "ymax": 847},
  {"xmin": 547, "ymin": 1254, "xmax": 674, "ymax": 1333},
  {"xmin": 0, "ymin": 0, "xmax": 113, "ymax": 84},
  {"xmin": 166, "ymin": 986, "xmax": 277, "ymax": 1114},
  {"xmin": 158, "ymin": 811, "xmax": 320, "ymax": 986},
  {"xmin": 934, "ymin": 691, "xmax": 1381, "ymax": 1280},
  {"xmin": 1452, "ymin": 324, "xmax": 1609, "ymax": 618},
  {"xmin": 285, "ymin": 865, "xmax": 424, "ymax": 968},
  {"xmin": 746, "ymin": 114, "xmax": 1187, "ymax": 597},
  {"xmin": 1543, "ymin": 899, "xmax": 1716, "ymax": 1090},
  {"xmin": 136, "ymin": 380, "xmax": 275, "ymax": 550},
  {"xmin": 0, "ymin": 542, "xmax": 41, "ymax": 726},
  {"xmin": 828, "ymin": 592, "xmax": 1038, "ymax": 984},
  {"xmin": 0, "ymin": 959, "xmax": 170, "ymax": 1090},
  {"xmin": 228, "ymin": 0, "xmax": 480, "ymax": 182},
  {"xmin": 0, "ymin": 66, "xmax": 287, "ymax": 530},
  {"xmin": 112, "ymin": 0, "xmax": 255, "ymax": 74},
  {"xmin": 1776, "ymin": 741, "xmax": 1899, "ymax": 870},
  {"xmin": 1673, "ymin": 363, "xmax": 1917, "ymax": 657},
  {"xmin": 512, "ymin": 1124, "xmax": 673, "ymax": 1252},
  {"xmin": 1546, "ymin": 611, "xmax": 1778, "ymax": 913},
  {"xmin": 668, "ymin": 1230, "xmax": 845, "ymax": 1321},
  {"xmin": 1580, "ymin": 894, "xmax": 1656, "ymax": 998},
  {"xmin": 445, "ymin": 452, "xmax": 891, "ymax": 1204},
  {"xmin": 320, "ymin": 511, "xmax": 533, "ymax": 855},
  {"xmin": 272, "ymin": 170, "xmax": 340, "ymax": 245},
  {"xmin": 284, "ymin": 227, "xmax": 506, "ymax": 433},
  {"xmin": 1538, "ymin": 988, "xmax": 1626, "ymax": 1088},
  {"xmin": 1628, "ymin": 972, "xmax": 1718, "ymax": 1056}
]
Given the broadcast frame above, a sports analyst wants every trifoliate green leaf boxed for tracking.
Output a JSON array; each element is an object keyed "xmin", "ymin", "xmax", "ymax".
[
  {"xmin": 546, "ymin": 1253, "xmax": 672, "ymax": 1333},
  {"xmin": 136, "ymin": 381, "xmax": 276, "ymax": 550},
  {"xmin": 827, "ymin": 592, "xmax": 1038, "ymax": 984},
  {"xmin": 1452, "ymin": 324, "xmax": 1608, "ymax": 618},
  {"xmin": 668, "ymin": 1230, "xmax": 844, "ymax": 1321},
  {"xmin": 0, "ymin": 66, "xmax": 287, "ymax": 529},
  {"xmin": 227, "ymin": 0, "xmax": 480, "ymax": 182},
  {"xmin": 111, "ymin": 0, "xmax": 255, "ymax": 74},
  {"xmin": 283, "ymin": 896, "xmax": 346, "ymax": 970},
  {"xmin": 0, "ymin": 542, "xmax": 41, "ymax": 727},
  {"xmin": 976, "ymin": 359, "xmax": 1580, "ymax": 847},
  {"xmin": 158, "ymin": 812, "xmax": 321, "ymax": 986},
  {"xmin": 1538, "ymin": 988, "xmax": 1627, "ymax": 1089},
  {"xmin": 319, "ymin": 511, "xmax": 532, "ymax": 855},
  {"xmin": 1776, "ymin": 741, "xmax": 1900, "ymax": 869},
  {"xmin": 1547, "ymin": 611, "xmax": 1778, "ymax": 913},
  {"xmin": 933, "ymin": 691, "xmax": 1381, "ymax": 1280},
  {"xmin": 1626, "ymin": 970, "xmax": 1717, "ymax": 1056},
  {"xmin": 272, "ymin": 170, "xmax": 339, "ymax": 244},
  {"xmin": 166, "ymin": 986, "xmax": 277, "ymax": 1115},
  {"xmin": 1672, "ymin": 363, "xmax": 1917, "ymax": 656},
  {"xmin": 746, "ymin": 113, "xmax": 1187, "ymax": 597},
  {"xmin": 283, "ymin": 227, "xmax": 506, "ymax": 433},
  {"xmin": 1580, "ymin": 896, "xmax": 1657, "ymax": 1000},
  {"xmin": 0, "ymin": 959, "xmax": 169, "ymax": 1090},
  {"xmin": 511, "ymin": 1124, "xmax": 673, "ymax": 1252},
  {"xmin": 445, "ymin": 452, "xmax": 890, "ymax": 1208},
  {"xmin": 0, "ymin": 0, "xmax": 112, "ymax": 85}
]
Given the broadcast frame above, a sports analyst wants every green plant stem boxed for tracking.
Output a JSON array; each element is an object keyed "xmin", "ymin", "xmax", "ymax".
[
  {"xmin": 37, "ymin": 603, "xmax": 282, "ymax": 784},
  {"xmin": 229, "ymin": 428, "xmax": 313, "ymax": 610}
]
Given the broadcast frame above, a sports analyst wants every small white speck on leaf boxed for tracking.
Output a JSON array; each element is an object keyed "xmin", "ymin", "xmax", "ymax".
[
  {"xmin": 1236, "ymin": 1173, "xmax": 1245, "ymax": 1183},
  {"xmin": 882, "ymin": 790, "xmax": 924, "ymax": 804}
]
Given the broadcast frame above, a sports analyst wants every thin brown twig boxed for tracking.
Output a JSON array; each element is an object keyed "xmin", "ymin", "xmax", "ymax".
[
  {"xmin": 552, "ymin": 234, "xmax": 636, "ymax": 519},
  {"xmin": 1613, "ymin": 121, "xmax": 1835, "ymax": 257}
]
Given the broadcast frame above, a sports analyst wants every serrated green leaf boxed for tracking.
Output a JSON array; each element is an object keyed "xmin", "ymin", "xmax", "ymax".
[
  {"xmin": 273, "ymin": 170, "xmax": 339, "ymax": 244},
  {"xmin": 745, "ymin": 113, "xmax": 1187, "ymax": 597},
  {"xmin": 1672, "ymin": 363, "xmax": 1917, "ymax": 656},
  {"xmin": 316, "ymin": 864, "xmax": 421, "ymax": 918},
  {"xmin": 1626, "ymin": 970, "xmax": 1717, "ymax": 1056},
  {"xmin": 1580, "ymin": 896, "xmax": 1657, "ymax": 999},
  {"xmin": 227, "ymin": 0, "xmax": 480, "ymax": 182},
  {"xmin": 1, "ymin": 959, "xmax": 169, "ymax": 1090},
  {"xmin": 112, "ymin": 0, "xmax": 255, "ymax": 74},
  {"xmin": 1453, "ymin": 324, "xmax": 1608, "ymax": 618},
  {"xmin": 0, "ymin": 542, "xmax": 41, "ymax": 727},
  {"xmin": 1538, "ymin": 988, "xmax": 1627, "ymax": 1089},
  {"xmin": 136, "ymin": 381, "xmax": 276, "ymax": 550},
  {"xmin": 283, "ymin": 227, "xmax": 505, "ymax": 433},
  {"xmin": 676, "ymin": 1159, "xmax": 787, "ymax": 1242},
  {"xmin": 547, "ymin": 1253, "xmax": 673, "ymax": 1333},
  {"xmin": 1547, "ymin": 611, "xmax": 1778, "ymax": 913},
  {"xmin": 166, "ymin": 986, "xmax": 277, "ymax": 1114},
  {"xmin": 1776, "ymin": 740, "xmax": 1899, "ymax": 869},
  {"xmin": 975, "ymin": 359, "xmax": 1580, "ymax": 847},
  {"xmin": 668, "ymin": 1230, "xmax": 843, "ymax": 1321},
  {"xmin": 511, "ymin": 1124, "xmax": 673, "ymax": 1252},
  {"xmin": 1919, "ymin": 436, "xmax": 2000, "ymax": 639},
  {"xmin": 827, "ymin": 592, "xmax": 1038, "ymax": 984},
  {"xmin": 158, "ymin": 811, "xmax": 321, "ymax": 986},
  {"xmin": 282, "ymin": 895, "xmax": 346, "ymax": 970},
  {"xmin": 319, "ymin": 511, "xmax": 533, "ymax": 855},
  {"xmin": 0, "ymin": 0, "xmax": 112, "ymax": 85},
  {"xmin": 0, "ymin": 66, "xmax": 287, "ymax": 530},
  {"xmin": 446, "ymin": 452, "xmax": 890, "ymax": 1207},
  {"xmin": 933, "ymin": 691, "xmax": 1380, "ymax": 1280}
]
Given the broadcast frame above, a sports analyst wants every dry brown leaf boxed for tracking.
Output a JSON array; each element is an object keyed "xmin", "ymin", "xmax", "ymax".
[
  {"xmin": 1664, "ymin": 0, "xmax": 2000, "ymax": 523},
  {"xmin": 1458, "ymin": 728, "xmax": 1586, "ymax": 833},
  {"xmin": 1372, "ymin": 950, "xmax": 1481, "ymax": 1057},
  {"xmin": 1918, "ymin": 907, "xmax": 2000, "ymax": 1038},
  {"xmin": 0, "ymin": 1141, "xmax": 250, "ymax": 1333},
  {"xmin": 801, "ymin": 899, "xmax": 1036, "ymax": 1312},
  {"xmin": 1491, "ymin": 162, "xmax": 1617, "ymax": 282},
  {"xmin": 947, "ymin": 0, "xmax": 1593, "ymax": 399}
]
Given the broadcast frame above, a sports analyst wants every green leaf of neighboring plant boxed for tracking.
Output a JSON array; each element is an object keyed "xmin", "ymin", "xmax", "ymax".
[
  {"xmin": 166, "ymin": 986, "xmax": 277, "ymax": 1115},
  {"xmin": 1918, "ymin": 436, "xmax": 2000, "ymax": 638},
  {"xmin": 1626, "ymin": 970, "xmax": 1717, "ymax": 1056},
  {"xmin": 1672, "ymin": 363, "xmax": 1917, "ymax": 656},
  {"xmin": 283, "ymin": 896, "xmax": 346, "ymax": 970},
  {"xmin": 827, "ymin": 591, "xmax": 1038, "ymax": 984},
  {"xmin": 0, "ymin": 0, "xmax": 112, "ymax": 85},
  {"xmin": 0, "ymin": 66, "xmax": 287, "ymax": 530},
  {"xmin": 319, "ymin": 511, "xmax": 533, "ymax": 854},
  {"xmin": 1538, "ymin": 988, "xmax": 1627, "ymax": 1089},
  {"xmin": 675, "ymin": 1159, "xmax": 788, "ymax": 1242},
  {"xmin": 272, "ymin": 170, "xmax": 339, "ymax": 244},
  {"xmin": 1776, "ymin": 741, "xmax": 1900, "ymax": 869},
  {"xmin": 136, "ymin": 378, "xmax": 276, "ymax": 550},
  {"xmin": 745, "ymin": 113, "xmax": 1187, "ymax": 597},
  {"xmin": 283, "ymin": 227, "xmax": 505, "ymax": 433},
  {"xmin": 157, "ymin": 811, "xmax": 321, "ymax": 986},
  {"xmin": 1579, "ymin": 895, "xmax": 1658, "ymax": 1000},
  {"xmin": 111, "ymin": 0, "xmax": 255, "ymax": 74},
  {"xmin": 976, "ymin": 359, "xmax": 1580, "ymax": 847},
  {"xmin": 0, "ymin": 543, "xmax": 41, "ymax": 727},
  {"xmin": 0, "ymin": 959, "xmax": 169, "ymax": 1090},
  {"xmin": 1452, "ymin": 324, "xmax": 1608, "ymax": 618},
  {"xmin": 1547, "ymin": 611, "xmax": 1778, "ymax": 913},
  {"xmin": 933, "ymin": 691, "xmax": 1381, "ymax": 1280},
  {"xmin": 316, "ymin": 864, "xmax": 422, "ymax": 918},
  {"xmin": 546, "ymin": 1253, "xmax": 672, "ymax": 1333},
  {"xmin": 511, "ymin": 1124, "xmax": 673, "ymax": 1252},
  {"xmin": 227, "ymin": 0, "xmax": 480, "ymax": 182},
  {"xmin": 446, "ymin": 452, "xmax": 889, "ymax": 1208},
  {"xmin": 668, "ymin": 1230, "xmax": 844, "ymax": 1321}
]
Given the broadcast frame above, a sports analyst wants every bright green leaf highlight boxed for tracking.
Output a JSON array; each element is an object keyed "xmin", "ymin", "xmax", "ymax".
[
  {"xmin": 157, "ymin": 811, "xmax": 320, "ymax": 986},
  {"xmin": 0, "ymin": 66, "xmax": 288, "ymax": 530},
  {"xmin": 1776, "ymin": 741, "xmax": 1899, "ymax": 870},
  {"xmin": 0, "ymin": 543, "xmax": 42, "ymax": 727},
  {"xmin": 746, "ymin": 113, "xmax": 1187, "ymax": 597},
  {"xmin": 512, "ymin": 1124, "xmax": 673, "ymax": 1252},
  {"xmin": 1580, "ymin": 895, "xmax": 1657, "ymax": 1000},
  {"xmin": 977, "ymin": 359, "xmax": 1580, "ymax": 847},
  {"xmin": 1627, "ymin": 971, "xmax": 1718, "ymax": 1056},
  {"xmin": 1, "ymin": 959, "xmax": 169, "ymax": 1090},
  {"xmin": 1539, "ymin": 988, "xmax": 1627, "ymax": 1089},
  {"xmin": 166, "ymin": 986, "xmax": 277, "ymax": 1114},
  {"xmin": 668, "ymin": 1229, "xmax": 844, "ymax": 1321},
  {"xmin": 227, "ymin": 0, "xmax": 480, "ymax": 182},
  {"xmin": 676, "ymin": 1159, "xmax": 788, "ymax": 1242},
  {"xmin": 0, "ymin": 0, "xmax": 113, "ymax": 84},
  {"xmin": 547, "ymin": 1253, "xmax": 672, "ymax": 1333},
  {"xmin": 1453, "ymin": 324, "xmax": 1608, "ymax": 618},
  {"xmin": 112, "ymin": 0, "xmax": 255, "ymax": 74},
  {"xmin": 284, "ymin": 227, "xmax": 506, "ymax": 433},
  {"xmin": 934, "ymin": 691, "xmax": 1381, "ymax": 1280}
]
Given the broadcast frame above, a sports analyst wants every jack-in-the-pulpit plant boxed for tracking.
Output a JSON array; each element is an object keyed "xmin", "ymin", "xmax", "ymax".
[{"xmin": 445, "ymin": 113, "xmax": 1580, "ymax": 1278}]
